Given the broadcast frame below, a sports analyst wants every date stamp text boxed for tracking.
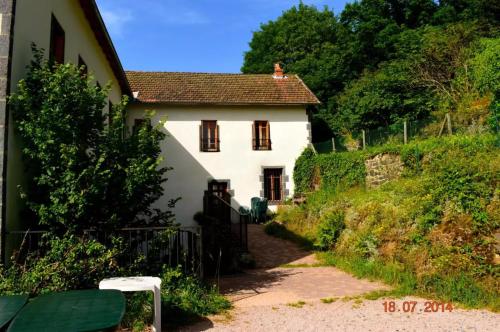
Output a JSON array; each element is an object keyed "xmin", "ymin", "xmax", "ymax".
[{"xmin": 383, "ymin": 301, "xmax": 453, "ymax": 313}]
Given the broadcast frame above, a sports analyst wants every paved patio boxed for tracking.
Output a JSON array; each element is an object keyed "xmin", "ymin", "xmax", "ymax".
[
  {"xmin": 178, "ymin": 225, "xmax": 500, "ymax": 332},
  {"xmin": 218, "ymin": 224, "xmax": 389, "ymax": 307}
]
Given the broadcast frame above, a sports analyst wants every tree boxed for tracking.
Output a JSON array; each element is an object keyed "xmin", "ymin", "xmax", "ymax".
[
  {"xmin": 242, "ymin": 3, "xmax": 354, "ymax": 103},
  {"xmin": 340, "ymin": 0, "xmax": 438, "ymax": 68},
  {"xmin": 332, "ymin": 60, "xmax": 436, "ymax": 131},
  {"xmin": 9, "ymin": 48, "xmax": 175, "ymax": 236},
  {"xmin": 242, "ymin": 1, "xmax": 498, "ymax": 135}
]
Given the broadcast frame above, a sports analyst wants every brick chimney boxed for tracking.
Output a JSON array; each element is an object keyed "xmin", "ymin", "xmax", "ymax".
[{"xmin": 273, "ymin": 63, "xmax": 286, "ymax": 79}]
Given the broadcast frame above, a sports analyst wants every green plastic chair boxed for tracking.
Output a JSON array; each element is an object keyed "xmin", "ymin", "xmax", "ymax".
[{"xmin": 250, "ymin": 197, "xmax": 268, "ymax": 223}]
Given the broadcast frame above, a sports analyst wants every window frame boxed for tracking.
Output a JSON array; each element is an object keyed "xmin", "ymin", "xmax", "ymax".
[
  {"xmin": 49, "ymin": 14, "xmax": 65, "ymax": 64},
  {"xmin": 200, "ymin": 120, "xmax": 220, "ymax": 152},
  {"xmin": 263, "ymin": 168, "xmax": 284, "ymax": 203},
  {"xmin": 253, "ymin": 120, "xmax": 271, "ymax": 150}
]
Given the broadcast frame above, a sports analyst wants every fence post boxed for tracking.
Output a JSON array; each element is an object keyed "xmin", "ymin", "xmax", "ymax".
[
  {"xmin": 331, "ymin": 137, "xmax": 336, "ymax": 152},
  {"xmin": 403, "ymin": 121, "xmax": 408, "ymax": 144},
  {"xmin": 362, "ymin": 130, "xmax": 366, "ymax": 150},
  {"xmin": 446, "ymin": 113, "xmax": 452, "ymax": 135}
]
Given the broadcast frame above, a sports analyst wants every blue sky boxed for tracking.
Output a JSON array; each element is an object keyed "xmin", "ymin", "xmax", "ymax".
[{"xmin": 96, "ymin": 1, "xmax": 350, "ymax": 73}]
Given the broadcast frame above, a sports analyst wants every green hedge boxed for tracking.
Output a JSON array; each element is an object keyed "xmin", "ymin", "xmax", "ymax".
[{"xmin": 294, "ymin": 134, "xmax": 498, "ymax": 194}]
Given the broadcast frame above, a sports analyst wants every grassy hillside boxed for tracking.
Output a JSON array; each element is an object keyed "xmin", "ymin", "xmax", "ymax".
[{"xmin": 269, "ymin": 134, "xmax": 499, "ymax": 310}]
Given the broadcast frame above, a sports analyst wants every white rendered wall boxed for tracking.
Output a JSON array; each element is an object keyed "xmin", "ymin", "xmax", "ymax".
[{"xmin": 127, "ymin": 104, "xmax": 311, "ymax": 227}]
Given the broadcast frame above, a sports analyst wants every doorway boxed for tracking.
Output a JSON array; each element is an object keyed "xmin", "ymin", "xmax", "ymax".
[{"xmin": 208, "ymin": 180, "xmax": 230, "ymax": 202}]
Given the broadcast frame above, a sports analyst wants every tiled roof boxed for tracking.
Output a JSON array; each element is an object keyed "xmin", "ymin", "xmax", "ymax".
[{"xmin": 126, "ymin": 71, "xmax": 320, "ymax": 105}]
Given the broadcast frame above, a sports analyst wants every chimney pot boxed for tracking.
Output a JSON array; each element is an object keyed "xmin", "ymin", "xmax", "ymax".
[{"xmin": 273, "ymin": 63, "xmax": 285, "ymax": 79}]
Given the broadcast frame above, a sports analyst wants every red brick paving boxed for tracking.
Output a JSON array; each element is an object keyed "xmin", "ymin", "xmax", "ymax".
[{"xmin": 218, "ymin": 224, "xmax": 389, "ymax": 307}]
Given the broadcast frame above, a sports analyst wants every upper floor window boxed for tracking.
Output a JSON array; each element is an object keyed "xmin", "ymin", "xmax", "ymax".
[
  {"xmin": 78, "ymin": 55, "xmax": 87, "ymax": 76},
  {"xmin": 253, "ymin": 121, "xmax": 271, "ymax": 150},
  {"xmin": 50, "ymin": 15, "xmax": 65, "ymax": 64},
  {"xmin": 200, "ymin": 120, "xmax": 219, "ymax": 152}
]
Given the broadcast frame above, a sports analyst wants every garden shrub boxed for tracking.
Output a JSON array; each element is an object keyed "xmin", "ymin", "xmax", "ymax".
[
  {"xmin": 160, "ymin": 267, "xmax": 231, "ymax": 324},
  {"xmin": 294, "ymin": 148, "xmax": 366, "ymax": 193},
  {"xmin": 120, "ymin": 266, "xmax": 231, "ymax": 331},
  {"xmin": 274, "ymin": 133, "xmax": 500, "ymax": 310},
  {"xmin": 293, "ymin": 147, "xmax": 317, "ymax": 193},
  {"xmin": 315, "ymin": 211, "xmax": 345, "ymax": 250},
  {"xmin": 0, "ymin": 235, "xmax": 123, "ymax": 296},
  {"xmin": 8, "ymin": 47, "xmax": 176, "ymax": 235}
]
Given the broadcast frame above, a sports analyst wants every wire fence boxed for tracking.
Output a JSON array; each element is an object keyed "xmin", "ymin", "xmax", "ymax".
[{"xmin": 312, "ymin": 113, "xmax": 498, "ymax": 153}]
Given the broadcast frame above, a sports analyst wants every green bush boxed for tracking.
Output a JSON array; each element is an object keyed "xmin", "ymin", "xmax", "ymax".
[
  {"xmin": 161, "ymin": 267, "xmax": 231, "ymax": 324},
  {"xmin": 275, "ymin": 134, "xmax": 500, "ymax": 310},
  {"xmin": 0, "ymin": 235, "xmax": 123, "ymax": 296},
  {"xmin": 315, "ymin": 211, "xmax": 345, "ymax": 250},
  {"xmin": 294, "ymin": 148, "xmax": 366, "ymax": 193},
  {"xmin": 119, "ymin": 266, "xmax": 231, "ymax": 331},
  {"xmin": 9, "ymin": 48, "xmax": 175, "ymax": 235},
  {"xmin": 293, "ymin": 147, "xmax": 317, "ymax": 193}
]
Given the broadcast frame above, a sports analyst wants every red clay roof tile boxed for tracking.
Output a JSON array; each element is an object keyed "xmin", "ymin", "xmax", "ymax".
[{"xmin": 126, "ymin": 71, "xmax": 320, "ymax": 105}]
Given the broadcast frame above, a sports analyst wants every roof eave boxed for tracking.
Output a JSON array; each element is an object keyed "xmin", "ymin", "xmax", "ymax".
[
  {"xmin": 132, "ymin": 100, "xmax": 320, "ymax": 107},
  {"xmin": 79, "ymin": 0, "xmax": 132, "ymax": 96}
]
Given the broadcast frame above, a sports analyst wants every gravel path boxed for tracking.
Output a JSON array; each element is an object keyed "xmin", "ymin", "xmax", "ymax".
[
  {"xmin": 181, "ymin": 297, "xmax": 500, "ymax": 332},
  {"xmin": 176, "ymin": 225, "xmax": 499, "ymax": 331}
]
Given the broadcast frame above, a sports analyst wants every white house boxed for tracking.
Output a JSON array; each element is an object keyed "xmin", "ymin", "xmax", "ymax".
[
  {"xmin": 0, "ymin": 0, "xmax": 319, "ymax": 260},
  {"xmin": 126, "ymin": 68, "xmax": 319, "ymax": 226}
]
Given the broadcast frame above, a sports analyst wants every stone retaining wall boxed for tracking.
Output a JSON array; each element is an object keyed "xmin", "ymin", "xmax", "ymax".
[{"xmin": 365, "ymin": 153, "xmax": 404, "ymax": 188}]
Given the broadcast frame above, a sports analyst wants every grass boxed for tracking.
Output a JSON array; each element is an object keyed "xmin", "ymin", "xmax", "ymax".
[
  {"xmin": 318, "ymin": 253, "xmax": 417, "ymax": 297},
  {"xmin": 318, "ymin": 252, "xmax": 500, "ymax": 311},
  {"xmin": 320, "ymin": 297, "xmax": 338, "ymax": 304},
  {"xmin": 287, "ymin": 300, "xmax": 307, "ymax": 308},
  {"xmin": 271, "ymin": 133, "xmax": 500, "ymax": 312},
  {"xmin": 264, "ymin": 221, "xmax": 314, "ymax": 250}
]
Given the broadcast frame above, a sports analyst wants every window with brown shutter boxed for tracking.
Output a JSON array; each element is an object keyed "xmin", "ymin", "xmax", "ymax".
[
  {"xmin": 264, "ymin": 168, "xmax": 283, "ymax": 202},
  {"xmin": 200, "ymin": 120, "xmax": 220, "ymax": 152},
  {"xmin": 253, "ymin": 121, "xmax": 271, "ymax": 150},
  {"xmin": 50, "ymin": 15, "xmax": 65, "ymax": 64}
]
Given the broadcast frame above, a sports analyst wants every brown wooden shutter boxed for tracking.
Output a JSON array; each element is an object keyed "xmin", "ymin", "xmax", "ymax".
[
  {"xmin": 252, "ymin": 122, "xmax": 256, "ymax": 150},
  {"xmin": 266, "ymin": 121, "xmax": 270, "ymax": 149},
  {"xmin": 216, "ymin": 124, "xmax": 220, "ymax": 151}
]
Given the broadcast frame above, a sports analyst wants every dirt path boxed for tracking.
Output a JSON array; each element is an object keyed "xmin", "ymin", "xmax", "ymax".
[{"xmin": 177, "ymin": 225, "xmax": 499, "ymax": 331}]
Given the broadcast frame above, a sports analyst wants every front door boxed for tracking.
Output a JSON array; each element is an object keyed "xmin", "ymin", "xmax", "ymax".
[{"xmin": 208, "ymin": 180, "xmax": 229, "ymax": 202}]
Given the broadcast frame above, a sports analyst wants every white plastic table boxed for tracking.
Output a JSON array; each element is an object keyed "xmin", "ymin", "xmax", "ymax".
[{"xmin": 99, "ymin": 277, "xmax": 162, "ymax": 332}]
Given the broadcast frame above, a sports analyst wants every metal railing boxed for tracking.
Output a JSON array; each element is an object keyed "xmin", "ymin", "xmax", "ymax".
[
  {"xmin": 203, "ymin": 191, "xmax": 248, "ymax": 251},
  {"xmin": 6, "ymin": 226, "xmax": 203, "ymax": 277},
  {"xmin": 253, "ymin": 138, "xmax": 272, "ymax": 150},
  {"xmin": 200, "ymin": 138, "xmax": 220, "ymax": 152}
]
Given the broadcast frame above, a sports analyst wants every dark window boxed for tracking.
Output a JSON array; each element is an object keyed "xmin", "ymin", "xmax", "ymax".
[
  {"xmin": 78, "ymin": 55, "xmax": 87, "ymax": 76},
  {"xmin": 208, "ymin": 180, "xmax": 229, "ymax": 202},
  {"xmin": 50, "ymin": 15, "xmax": 65, "ymax": 64},
  {"xmin": 253, "ymin": 121, "xmax": 271, "ymax": 150},
  {"xmin": 133, "ymin": 118, "xmax": 151, "ymax": 135},
  {"xmin": 264, "ymin": 168, "xmax": 283, "ymax": 202},
  {"xmin": 200, "ymin": 120, "xmax": 219, "ymax": 152}
]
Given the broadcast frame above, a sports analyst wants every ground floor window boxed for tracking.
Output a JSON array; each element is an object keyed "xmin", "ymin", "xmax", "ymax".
[{"xmin": 263, "ymin": 168, "xmax": 283, "ymax": 203}]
